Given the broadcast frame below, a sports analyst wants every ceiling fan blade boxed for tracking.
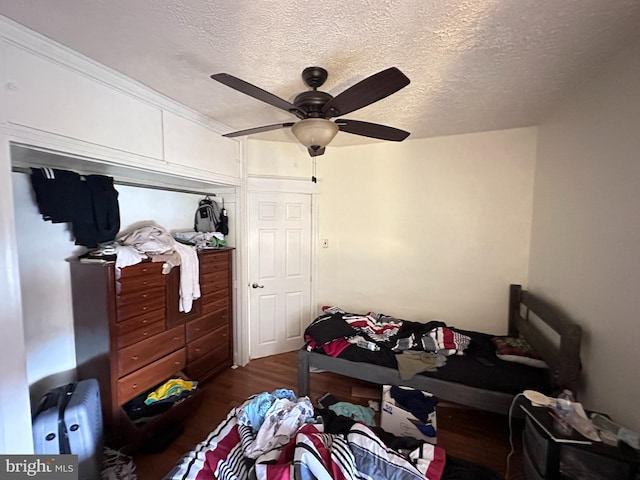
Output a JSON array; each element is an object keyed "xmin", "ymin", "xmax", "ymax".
[
  {"xmin": 336, "ymin": 119, "xmax": 410, "ymax": 141},
  {"xmin": 322, "ymin": 67, "xmax": 410, "ymax": 118},
  {"xmin": 307, "ymin": 146, "xmax": 326, "ymax": 157},
  {"xmin": 211, "ymin": 73, "xmax": 305, "ymax": 118},
  {"xmin": 222, "ymin": 122, "xmax": 295, "ymax": 138}
]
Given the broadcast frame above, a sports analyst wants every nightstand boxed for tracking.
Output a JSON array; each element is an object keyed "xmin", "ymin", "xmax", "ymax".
[{"xmin": 521, "ymin": 404, "xmax": 640, "ymax": 480}]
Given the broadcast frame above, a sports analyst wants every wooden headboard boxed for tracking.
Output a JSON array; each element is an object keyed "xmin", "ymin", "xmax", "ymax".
[{"xmin": 508, "ymin": 284, "xmax": 582, "ymax": 393}]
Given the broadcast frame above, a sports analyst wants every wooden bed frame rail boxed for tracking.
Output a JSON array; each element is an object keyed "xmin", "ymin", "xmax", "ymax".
[
  {"xmin": 508, "ymin": 284, "xmax": 581, "ymax": 393},
  {"xmin": 298, "ymin": 284, "xmax": 582, "ymax": 416},
  {"xmin": 297, "ymin": 349, "xmax": 517, "ymax": 414}
]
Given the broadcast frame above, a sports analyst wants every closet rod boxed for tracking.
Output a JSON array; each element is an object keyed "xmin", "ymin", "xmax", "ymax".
[{"xmin": 11, "ymin": 165, "xmax": 218, "ymax": 197}]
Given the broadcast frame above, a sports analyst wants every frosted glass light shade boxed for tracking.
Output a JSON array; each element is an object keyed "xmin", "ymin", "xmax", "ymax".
[{"xmin": 291, "ymin": 118, "xmax": 339, "ymax": 148}]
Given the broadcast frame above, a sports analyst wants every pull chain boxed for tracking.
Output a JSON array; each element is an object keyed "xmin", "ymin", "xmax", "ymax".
[{"xmin": 312, "ymin": 157, "xmax": 317, "ymax": 183}]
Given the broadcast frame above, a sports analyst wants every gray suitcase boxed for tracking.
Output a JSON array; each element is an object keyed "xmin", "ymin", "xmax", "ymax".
[{"xmin": 32, "ymin": 378, "xmax": 103, "ymax": 479}]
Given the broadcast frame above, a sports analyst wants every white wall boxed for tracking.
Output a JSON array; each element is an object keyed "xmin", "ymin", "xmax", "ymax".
[
  {"xmin": 12, "ymin": 171, "xmax": 235, "ymax": 407},
  {"xmin": 252, "ymin": 128, "xmax": 528, "ymax": 334},
  {"xmin": 0, "ymin": 140, "xmax": 32, "ymax": 454},
  {"xmin": 247, "ymin": 139, "xmax": 314, "ymax": 179},
  {"xmin": 529, "ymin": 38, "xmax": 640, "ymax": 431}
]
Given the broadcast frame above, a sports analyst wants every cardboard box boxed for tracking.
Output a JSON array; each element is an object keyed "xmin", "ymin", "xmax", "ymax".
[{"xmin": 380, "ymin": 385, "xmax": 437, "ymax": 444}]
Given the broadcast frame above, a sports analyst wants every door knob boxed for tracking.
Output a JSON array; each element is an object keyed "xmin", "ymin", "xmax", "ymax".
[{"xmin": 251, "ymin": 283, "xmax": 265, "ymax": 288}]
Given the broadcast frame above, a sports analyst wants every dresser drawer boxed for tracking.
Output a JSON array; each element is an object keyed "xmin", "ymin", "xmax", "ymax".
[
  {"xmin": 200, "ymin": 288, "xmax": 228, "ymax": 305},
  {"xmin": 185, "ymin": 344, "xmax": 230, "ymax": 381},
  {"xmin": 187, "ymin": 325, "xmax": 229, "ymax": 363},
  {"xmin": 522, "ymin": 446, "xmax": 545, "ymax": 480},
  {"xmin": 524, "ymin": 417, "xmax": 551, "ymax": 476},
  {"xmin": 117, "ymin": 317, "xmax": 166, "ymax": 349},
  {"xmin": 202, "ymin": 296, "xmax": 229, "ymax": 315},
  {"xmin": 116, "ymin": 309, "xmax": 164, "ymax": 336},
  {"xmin": 116, "ymin": 262, "xmax": 164, "ymax": 281},
  {"xmin": 200, "ymin": 271, "xmax": 229, "ymax": 293},
  {"xmin": 117, "ymin": 348, "xmax": 186, "ymax": 404},
  {"xmin": 186, "ymin": 309, "xmax": 228, "ymax": 341},
  {"xmin": 117, "ymin": 295, "xmax": 165, "ymax": 323},
  {"xmin": 199, "ymin": 253, "xmax": 230, "ymax": 272},
  {"xmin": 118, "ymin": 326, "xmax": 185, "ymax": 376},
  {"xmin": 117, "ymin": 284, "xmax": 165, "ymax": 308},
  {"xmin": 560, "ymin": 444, "xmax": 638, "ymax": 480},
  {"xmin": 116, "ymin": 272, "xmax": 165, "ymax": 297}
]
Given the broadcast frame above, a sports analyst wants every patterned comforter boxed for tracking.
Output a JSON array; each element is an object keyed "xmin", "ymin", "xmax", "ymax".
[{"xmin": 165, "ymin": 398, "xmax": 446, "ymax": 480}]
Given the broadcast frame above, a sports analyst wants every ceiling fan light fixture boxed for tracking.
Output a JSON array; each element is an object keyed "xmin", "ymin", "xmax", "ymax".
[{"xmin": 291, "ymin": 118, "xmax": 339, "ymax": 149}]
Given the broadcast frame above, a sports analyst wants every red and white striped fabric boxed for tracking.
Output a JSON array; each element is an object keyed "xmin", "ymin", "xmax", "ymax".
[{"xmin": 165, "ymin": 399, "xmax": 446, "ymax": 480}]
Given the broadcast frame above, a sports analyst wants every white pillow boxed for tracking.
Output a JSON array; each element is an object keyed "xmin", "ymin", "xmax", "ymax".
[{"xmin": 496, "ymin": 353, "xmax": 548, "ymax": 369}]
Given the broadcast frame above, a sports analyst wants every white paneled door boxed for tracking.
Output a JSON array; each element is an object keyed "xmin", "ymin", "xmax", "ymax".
[{"xmin": 249, "ymin": 192, "xmax": 312, "ymax": 359}]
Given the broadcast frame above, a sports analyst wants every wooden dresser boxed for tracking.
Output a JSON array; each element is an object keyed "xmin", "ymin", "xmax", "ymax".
[{"xmin": 69, "ymin": 248, "xmax": 233, "ymax": 449}]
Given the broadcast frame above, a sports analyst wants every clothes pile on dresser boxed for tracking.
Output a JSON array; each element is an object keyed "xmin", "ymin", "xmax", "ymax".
[
  {"xmin": 116, "ymin": 222, "xmax": 201, "ymax": 313},
  {"xmin": 173, "ymin": 230, "xmax": 227, "ymax": 249}
]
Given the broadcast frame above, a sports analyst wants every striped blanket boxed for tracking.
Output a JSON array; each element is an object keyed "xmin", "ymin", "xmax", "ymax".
[{"xmin": 165, "ymin": 399, "xmax": 446, "ymax": 480}]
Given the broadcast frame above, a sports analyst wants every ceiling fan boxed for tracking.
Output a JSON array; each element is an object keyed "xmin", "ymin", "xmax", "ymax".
[{"xmin": 210, "ymin": 66, "xmax": 411, "ymax": 157}]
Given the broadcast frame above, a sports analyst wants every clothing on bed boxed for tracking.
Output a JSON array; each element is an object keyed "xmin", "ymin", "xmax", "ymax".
[
  {"xmin": 421, "ymin": 327, "xmax": 471, "ymax": 355},
  {"xmin": 165, "ymin": 391, "xmax": 506, "ymax": 480},
  {"xmin": 241, "ymin": 397, "xmax": 314, "ymax": 459},
  {"xmin": 305, "ymin": 308, "xmax": 471, "ymax": 357},
  {"xmin": 397, "ymin": 352, "xmax": 448, "ymax": 379},
  {"xmin": 328, "ymin": 402, "xmax": 376, "ymax": 426},
  {"xmin": 238, "ymin": 388, "xmax": 298, "ymax": 432},
  {"xmin": 342, "ymin": 311, "xmax": 403, "ymax": 347},
  {"xmin": 303, "ymin": 308, "xmax": 554, "ymax": 395},
  {"xmin": 165, "ymin": 393, "xmax": 447, "ymax": 480}
]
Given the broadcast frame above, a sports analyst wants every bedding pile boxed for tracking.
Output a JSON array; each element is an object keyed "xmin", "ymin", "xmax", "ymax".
[
  {"xmin": 303, "ymin": 306, "xmax": 553, "ymax": 395},
  {"xmin": 165, "ymin": 390, "xmax": 447, "ymax": 480},
  {"xmin": 304, "ymin": 307, "xmax": 471, "ymax": 367}
]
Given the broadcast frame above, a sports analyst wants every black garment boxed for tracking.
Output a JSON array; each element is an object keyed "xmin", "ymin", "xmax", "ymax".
[
  {"xmin": 395, "ymin": 319, "xmax": 448, "ymax": 345},
  {"xmin": 305, "ymin": 311, "xmax": 358, "ymax": 345},
  {"xmin": 218, "ymin": 201, "xmax": 229, "ymax": 235},
  {"xmin": 338, "ymin": 343, "xmax": 399, "ymax": 368},
  {"xmin": 390, "ymin": 385, "xmax": 438, "ymax": 422},
  {"xmin": 30, "ymin": 168, "xmax": 120, "ymax": 248},
  {"xmin": 30, "ymin": 168, "xmax": 82, "ymax": 223},
  {"xmin": 73, "ymin": 175, "xmax": 120, "ymax": 247}
]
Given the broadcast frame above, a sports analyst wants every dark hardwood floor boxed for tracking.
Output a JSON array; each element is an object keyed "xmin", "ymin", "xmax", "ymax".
[{"xmin": 132, "ymin": 351, "xmax": 525, "ymax": 479}]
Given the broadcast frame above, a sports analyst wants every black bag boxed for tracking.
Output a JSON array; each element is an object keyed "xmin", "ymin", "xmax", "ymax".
[
  {"xmin": 218, "ymin": 198, "xmax": 229, "ymax": 235},
  {"xmin": 194, "ymin": 196, "xmax": 221, "ymax": 233}
]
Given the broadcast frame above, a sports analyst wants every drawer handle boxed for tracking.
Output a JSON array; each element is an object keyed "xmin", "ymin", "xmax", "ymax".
[
  {"xmin": 142, "ymin": 306, "xmax": 148, "ymax": 311},
  {"xmin": 142, "ymin": 331, "xmax": 149, "ymax": 336},
  {"xmin": 195, "ymin": 327, "xmax": 200, "ymax": 332},
  {"xmin": 222, "ymin": 333, "xmax": 228, "ymax": 337},
  {"xmin": 173, "ymin": 336, "xmax": 180, "ymax": 341},
  {"xmin": 142, "ymin": 281, "xmax": 149, "ymax": 285},
  {"xmin": 174, "ymin": 361, "xmax": 181, "ymax": 366},
  {"xmin": 195, "ymin": 348, "xmax": 201, "ymax": 353},
  {"xmin": 142, "ymin": 319, "xmax": 148, "ymax": 324},
  {"xmin": 132, "ymin": 355, "xmax": 138, "ymax": 361},
  {"xmin": 142, "ymin": 293, "xmax": 148, "ymax": 298},
  {"xmin": 132, "ymin": 384, "xmax": 138, "ymax": 389}
]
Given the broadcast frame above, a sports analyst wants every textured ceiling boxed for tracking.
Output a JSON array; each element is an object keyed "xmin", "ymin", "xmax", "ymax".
[{"xmin": 1, "ymin": 0, "xmax": 639, "ymax": 147}]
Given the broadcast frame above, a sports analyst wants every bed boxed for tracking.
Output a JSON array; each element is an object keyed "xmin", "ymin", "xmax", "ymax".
[{"xmin": 297, "ymin": 284, "xmax": 582, "ymax": 416}]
